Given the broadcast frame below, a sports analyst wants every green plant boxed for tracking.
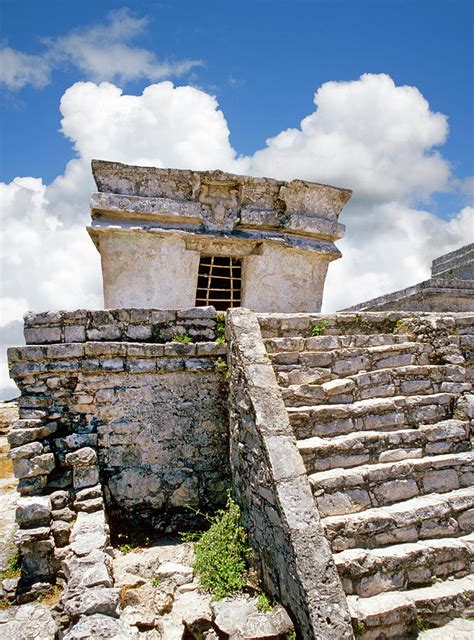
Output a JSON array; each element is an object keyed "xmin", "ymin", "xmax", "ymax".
[
  {"xmin": 416, "ymin": 617, "xmax": 429, "ymax": 631},
  {"xmin": 216, "ymin": 312, "xmax": 226, "ymax": 344},
  {"xmin": 392, "ymin": 318, "xmax": 411, "ymax": 334},
  {"xmin": 0, "ymin": 549, "xmax": 20, "ymax": 580},
  {"xmin": 310, "ymin": 320, "xmax": 328, "ymax": 336},
  {"xmin": 215, "ymin": 357, "xmax": 230, "ymax": 380},
  {"xmin": 353, "ymin": 620, "xmax": 366, "ymax": 637},
  {"xmin": 172, "ymin": 333, "xmax": 193, "ymax": 344},
  {"xmin": 286, "ymin": 631, "xmax": 296, "ymax": 640},
  {"xmin": 151, "ymin": 577, "xmax": 161, "ymax": 587},
  {"xmin": 256, "ymin": 592, "xmax": 273, "ymax": 612},
  {"xmin": 0, "ymin": 598, "xmax": 10, "ymax": 610},
  {"xmin": 118, "ymin": 543, "xmax": 132, "ymax": 554},
  {"xmin": 191, "ymin": 494, "xmax": 249, "ymax": 599}
]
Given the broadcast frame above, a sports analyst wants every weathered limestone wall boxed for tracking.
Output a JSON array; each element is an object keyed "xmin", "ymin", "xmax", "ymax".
[
  {"xmin": 99, "ymin": 234, "xmax": 200, "ymax": 310},
  {"xmin": 7, "ymin": 307, "xmax": 229, "ymax": 592},
  {"xmin": 226, "ymin": 308, "xmax": 354, "ymax": 639},
  {"xmin": 241, "ymin": 244, "xmax": 330, "ymax": 312}
]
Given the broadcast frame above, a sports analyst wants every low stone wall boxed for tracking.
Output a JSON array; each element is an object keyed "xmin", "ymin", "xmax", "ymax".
[
  {"xmin": 7, "ymin": 307, "xmax": 229, "ymax": 595},
  {"xmin": 226, "ymin": 308, "xmax": 353, "ymax": 639},
  {"xmin": 23, "ymin": 307, "xmax": 218, "ymax": 344}
]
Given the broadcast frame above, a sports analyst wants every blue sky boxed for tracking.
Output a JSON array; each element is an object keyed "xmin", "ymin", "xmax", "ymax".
[
  {"xmin": 1, "ymin": 0, "xmax": 473, "ymax": 218},
  {"xmin": 0, "ymin": 0, "xmax": 473, "ymax": 398}
]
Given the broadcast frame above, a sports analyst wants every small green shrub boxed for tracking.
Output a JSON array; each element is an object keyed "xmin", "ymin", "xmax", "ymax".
[
  {"xmin": 0, "ymin": 598, "xmax": 10, "ymax": 609},
  {"xmin": 311, "ymin": 320, "xmax": 328, "ymax": 336},
  {"xmin": 191, "ymin": 494, "xmax": 249, "ymax": 599},
  {"xmin": 256, "ymin": 592, "xmax": 273, "ymax": 612},
  {"xmin": 353, "ymin": 620, "xmax": 366, "ymax": 637},
  {"xmin": 118, "ymin": 543, "xmax": 132, "ymax": 554},
  {"xmin": 215, "ymin": 357, "xmax": 230, "ymax": 380},
  {"xmin": 286, "ymin": 632, "xmax": 296, "ymax": 640},
  {"xmin": 151, "ymin": 577, "xmax": 161, "ymax": 587},
  {"xmin": 216, "ymin": 312, "xmax": 226, "ymax": 344},
  {"xmin": 172, "ymin": 333, "xmax": 193, "ymax": 344},
  {"xmin": 0, "ymin": 549, "xmax": 20, "ymax": 580}
]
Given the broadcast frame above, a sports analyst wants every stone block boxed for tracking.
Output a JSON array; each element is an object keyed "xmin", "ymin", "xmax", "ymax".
[
  {"xmin": 126, "ymin": 325, "xmax": 152, "ymax": 341},
  {"xmin": 50, "ymin": 490, "xmax": 69, "ymax": 510},
  {"xmin": 127, "ymin": 358, "xmax": 156, "ymax": 373},
  {"xmin": 322, "ymin": 378, "xmax": 355, "ymax": 396},
  {"xmin": 65, "ymin": 447, "xmax": 97, "ymax": 466},
  {"xmin": 17, "ymin": 475, "xmax": 48, "ymax": 496},
  {"xmin": 100, "ymin": 358, "xmax": 124, "ymax": 371},
  {"xmin": 24, "ymin": 326, "xmax": 62, "ymax": 345},
  {"xmin": 196, "ymin": 342, "xmax": 227, "ymax": 356},
  {"xmin": 14, "ymin": 526, "xmax": 50, "ymax": 546},
  {"xmin": 87, "ymin": 326, "xmax": 121, "ymax": 341},
  {"xmin": 151, "ymin": 310, "xmax": 176, "ymax": 324},
  {"xmin": 73, "ymin": 464, "xmax": 100, "ymax": 489},
  {"xmin": 16, "ymin": 496, "xmax": 51, "ymax": 527},
  {"xmin": 62, "ymin": 614, "xmax": 134, "ymax": 639},
  {"xmin": 177, "ymin": 306, "xmax": 216, "ymax": 319},
  {"xmin": 8, "ymin": 441, "xmax": 43, "ymax": 459},
  {"xmin": 64, "ymin": 587, "xmax": 120, "ymax": 618},
  {"xmin": 64, "ymin": 325, "xmax": 86, "ymax": 342},
  {"xmin": 44, "ymin": 343, "xmax": 84, "ymax": 359},
  {"xmin": 12, "ymin": 453, "xmax": 55, "ymax": 479}
]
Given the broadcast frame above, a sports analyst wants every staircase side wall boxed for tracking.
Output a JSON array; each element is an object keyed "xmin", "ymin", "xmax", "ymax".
[{"xmin": 227, "ymin": 307, "xmax": 354, "ymax": 640}]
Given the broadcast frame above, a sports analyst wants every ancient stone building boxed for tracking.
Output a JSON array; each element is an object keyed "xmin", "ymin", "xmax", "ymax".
[
  {"xmin": 343, "ymin": 243, "xmax": 474, "ymax": 312},
  {"xmin": 88, "ymin": 160, "xmax": 351, "ymax": 313},
  {"xmin": 4, "ymin": 163, "xmax": 474, "ymax": 639}
]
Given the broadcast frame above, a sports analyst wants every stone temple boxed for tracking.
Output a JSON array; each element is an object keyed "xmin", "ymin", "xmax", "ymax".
[
  {"xmin": 88, "ymin": 160, "xmax": 352, "ymax": 312},
  {"xmin": 4, "ymin": 161, "xmax": 474, "ymax": 639}
]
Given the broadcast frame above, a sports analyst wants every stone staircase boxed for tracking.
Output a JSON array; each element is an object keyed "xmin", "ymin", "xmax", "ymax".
[{"xmin": 260, "ymin": 313, "xmax": 474, "ymax": 639}]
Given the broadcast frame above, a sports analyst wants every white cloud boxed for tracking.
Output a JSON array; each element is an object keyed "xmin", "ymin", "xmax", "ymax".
[
  {"xmin": 0, "ymin": 9, "xmax": 201, "ymax": 90},
  {"xmin": 323, "ymin": 203, "xmax": 474, "ymax": 311},
  {"xmin": 458, "ymin": 176, "xmax": 474, "ymax": 203},
  {"xmin": 1, "ymin": 73, "xmax": 472, "ymax": 399},
  {"xmin": 0, "ymin": 47, "xmax": 51, "ymax": 89},
  {"xmin": 248, "ymin": 74, "xmax": 450, "ymax": 202}
]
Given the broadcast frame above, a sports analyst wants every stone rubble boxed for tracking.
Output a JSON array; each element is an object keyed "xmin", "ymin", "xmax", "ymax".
[{"xmin": 110, "ymin": 539, "xmax": 294, "ymax": 639}]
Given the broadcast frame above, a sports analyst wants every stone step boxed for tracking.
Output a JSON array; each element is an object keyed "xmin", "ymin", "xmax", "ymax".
[
  {"xmin": 273, "ymin": 341, "xmax": 434, "ymax": 387},
  {"xmin": 257, "ymin": 311, "xmax": 474, "ymax": 339},
  {"xmin": 264, "ymin": 333, "xmax": 414, "ymax": 355},
  {"xmin": 335, "ymin": 534, "xmax": 474, "ymax": 598},
  {"xmin": 310, "ymin": 452, "xmax": 474, "ymax": 517},
  {"xmin": 322, "ymin": 487, "xmax": 474, "ymax": 553},
  {"xmin": 347, "ymin": 574, "xmax": 474, "ymax": 639},
  {"xmin": 288, "ymin": 393, "xmax": 455, "ymax": 439},
  {"xmin": 281, "ymin": 364, "xmax": 467, "ymax": 407},
  {"xmin": 298, "ymin": 419, "xmax": 471, "ymax": 473}
]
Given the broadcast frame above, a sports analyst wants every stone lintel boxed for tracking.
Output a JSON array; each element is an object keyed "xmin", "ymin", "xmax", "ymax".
[{"xmin": 87, "ymin": 223, "xmax": 342, "ymax": 261}]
